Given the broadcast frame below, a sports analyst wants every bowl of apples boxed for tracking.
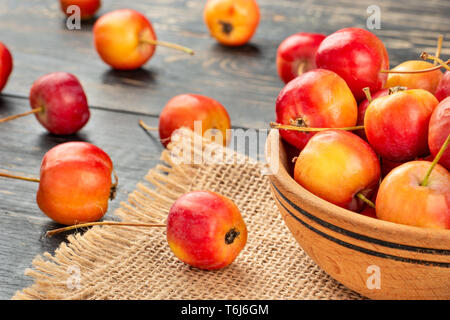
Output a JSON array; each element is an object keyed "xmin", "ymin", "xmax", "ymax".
[{"xmin": 266, "ymin": 28, "xmax": 450, "ymax": 300}]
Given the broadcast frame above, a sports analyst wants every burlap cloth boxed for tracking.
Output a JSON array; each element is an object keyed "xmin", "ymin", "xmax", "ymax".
[{"xmin": 13, "ymin": 129, "xmax": 362, "ymax": 300}]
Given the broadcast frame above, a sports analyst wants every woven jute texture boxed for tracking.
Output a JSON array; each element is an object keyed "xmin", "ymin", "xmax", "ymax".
[{"xmin": 13, "ymin": 129, "xmax": 362, "ymax": 300}]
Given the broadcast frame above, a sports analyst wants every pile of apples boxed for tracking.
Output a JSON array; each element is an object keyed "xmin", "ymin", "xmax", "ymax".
[{"xmin": 273, "ymin": 28, "xmax": 449, "ymax": 230}]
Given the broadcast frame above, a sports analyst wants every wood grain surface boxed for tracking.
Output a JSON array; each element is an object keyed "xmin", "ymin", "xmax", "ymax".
[{"xmin": 0, "ymin": 0, "xmax": 448, "ymax": 299}]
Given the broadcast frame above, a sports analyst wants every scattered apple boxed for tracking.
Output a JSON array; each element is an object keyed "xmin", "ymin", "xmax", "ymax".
[
  {"xmin": 0, "ymin": 41, "xmax": 13, "ymax": 92},
  {"xmin": 60, "ymin": 0, "xmax": 101, "ymax": 20},
  {"xmin": 435, "ymin": 71, "xmax": 450, "ymax": 101},
  {"xmin": 428, "ymin": 96, "xmax": 450, "ymax": 170},
  {"xmin": 376, "ymin": 161, "xmax": 450, "ymax": 229},
  {"xmin": 276, "ymin": 32, "xmax": 326, "ymax": 84},
  {"xmin": 275, "ymin": 69, "xmax": 357, "ymax": 150},
  {"xmin": 166, "ymin": 190, "xmax": 247, "ymax": 270},
  {"xmin": 203, "ymin": 0, "xmax": 260, "ymax": 46},
  {"xmin": 29, "ymin": 72, "xmax": 90, "ymax": 135},
  {"xmin": 385, "ymin": 60, "xmax": 443, "ymax": 94},
  {"xmin": 158, "ymin": 93, "xmax": 231, "ymax": 147},
  {"xmin": 294, "ymin": 130, "xmax": 380, "ymax": 212},
  {"xmin": 364, "ymin": 89, "xmax": 438, "ymax": 161},
  {"xmin": 37, "ymin": 142, "xmax": 116, "ymax": 225},
  {"xmin": 93, "ymin": 9, "xmax": 193, "ymax": 70},
  {"xmin": 315, "ymin": 27, "xmax": 389, "ymax": 101}
]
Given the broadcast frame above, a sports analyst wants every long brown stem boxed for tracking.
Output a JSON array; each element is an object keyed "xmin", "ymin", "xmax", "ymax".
[
  {"xmin": 356, "ymin": 193, "xmax": 375, "ymax": 209},
  {"xmin": 46, "ymin": 221, "xmax": 166, "ymax": 237},
  {"xmin": 420, "ymin": 52, "xmax": 450, "ymax": 72},
  {"xmin": 0, "ymin": 172, "xmax": 40, "ymax": 183},
  {"xmin": 434, "ymin": 35, "xmax": 443, "ymax": 66},
  {"xmin": 270, "ymin": 122, "xmax": 365, "ymax": 132},
  {"xmin": 140, "ymin": 39, "xmax": 194, "ymax": 55},
  {"xmin": 138, "ymin": 119, "xmax": 158, "ymax": 131},
  {"xmin": 380, "ymin": 59, "xmax": 449, "ymax": 74},
  {"xmin": 420, "ymin": 133, "xmax": 450, "ymax": 187},
  {"xmin": 0, "ymin": 107, "xmax": 43, "ymax": 124},
  {"xmin": 362, "ymin": 87, "xmax": 372, "ymax": 103}
]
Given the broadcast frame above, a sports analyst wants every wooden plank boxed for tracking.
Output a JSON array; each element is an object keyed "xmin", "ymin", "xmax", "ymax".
[{"xmin": 0, "ymin": 0, "xmax": 448, "ymax": 129}]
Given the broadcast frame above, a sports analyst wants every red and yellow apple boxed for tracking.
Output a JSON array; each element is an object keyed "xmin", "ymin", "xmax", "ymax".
[
  {"xmin": 276, "ymin": 32, "xmax": 326, "ymax": 84},
  {"xmin": 294, "ymin": 130, "xmax": 381, "ymax": 212},
  {"xmin": 275, "ymin": 69, "xmax": 357, "ymax": 150},
  {"xmin": 428, "ymin": 96, "xmax": 450, "ymax": 170},
  {"xmin": 376, "ymin": 161, "xmax": 450, "ymax": 229},
  {"xmin": 159, "ymin": 93, "xmax": 231, "ymax": 147},
  {"xmin": 364, "ymin": 89, "xmax": 438, "ymax": 161},
  {"xmin": 37, "ymin": 142, "xmax": 115, "ymax": 225},
  {"xmin": 166, "ymin": 190, "xmax": 247, "ymax": 270},
  {"xmin": 435, "ymin": 70, "xmax": 450, "ymax": 102},
  {"xmin": 203, "ymin": 0, "xmax": 260, "ymax": 46},
  {"xmin": 0, "ymin": 41, "xmax": 13, "ymax": 92}
]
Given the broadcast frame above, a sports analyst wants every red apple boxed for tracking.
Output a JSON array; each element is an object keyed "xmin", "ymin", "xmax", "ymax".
[
  {"xmin": 385, "ymin": 60, "xmax": 443, "ymax": 94},
  {"xmin": 356, "ymin": 88, "xmax": 389, "ymax": 140},
  {"xmin": 294, "ymin": 130, "xmax": 380, "ymax": 212},
  {"xmin": 276, "ymin": 32, "xmax": 326, "ymax": 84},
  {"xmin": 376, "ymin": 161, "xmax": 450, "ymax": 229},
  {"xmin": 37, "ymin": 142, "xmax": 115, "ymax": 225},
  {"xmin": 364, "ymin": 89, "xmax": 438, "ymax": 161},
  {"xmin": 428, "ymin": 96, "xmax": 450, "ymax": 170},
  {"xmin": 275, "ymin": 69, "xmax": 357, "ymax": 150},
  {"xmin": 315, "ymin": 27, "xmax": 389, "ymax": 101},
  {"xmin": 29, "ymin": 72, "xmax": 90, "ymax": 135},
  {"xmin": 159, "ymin": 94, "xmax": 231, "ymax": 147},
  {"xmin": 435, "ymin": 71, "xmax": 450, "ymax": 102},
  {"xmin": 0, "ymin": 42, "xmax": 13, "ymax": 92},
  {"xmin": 166, "ymin": 190, "xmax": 247, "ymax": 270},
  {"xmin": 60, "ymin": 0, "xmax": 101, "ymax": 20}
]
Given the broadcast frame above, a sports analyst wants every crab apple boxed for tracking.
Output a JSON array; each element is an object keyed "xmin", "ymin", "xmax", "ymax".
[
  {"xmin": 294, "ymin": 130, "xmax": 380, "ymax": 212},
  {"xmin": 385, "ymin": 60, "xmax": 443, "ymax": 94},
  {"xmin": 356, "ymin": 88, "xmax": 389, "ymax": 140},
  {"xmin": 315, "ymin": 27, "xmax": 389, "ymax": 101},
  {"xmin": 37, "ymin": 142, "xmax": 115, "ymax": 226},
  {"xmin": 275, "ymin": 69, "xmax": 357, "ymax": 150},
  {"xmin": 0, "ymin": 42, "xmax": 12, "ymax": 92},
  {"xmin": 276, "ymin": 32, "xmax": 326, "ymax": 84},
  {"xmin": 364, "ymin": 89, "xmax": 438, "ymax": 161},
  {"xmin": 203, "ymin": 0, "xmax": 260, "ymax": 46},
  {"xmin": 93, "ymin": 9, "xmax": 193, "ymax": 70},
  {"xmin": 376, "ymin": 161, "xmax": 450, "ymax": 229},
  {"xmin": 29, "ymin": 72, "xmax": 90, "ymax": 135},
  {"xmin": 435, "ymin": 71, "xmax": 450, "ymax": 101},
  {"xmin": 428, "ymin": 97, "xmax": 450, "ymax": 170},
  {"xmin": 60, "ymin": 0, "xmax": 101, "ymax": 20},
  {"xmin": 158, "ymin": 94, "xmax": 231, "ymax": 148},
  {"xmin": 166, "ymin": 191, "xmax": 247, "ymax": 270}
]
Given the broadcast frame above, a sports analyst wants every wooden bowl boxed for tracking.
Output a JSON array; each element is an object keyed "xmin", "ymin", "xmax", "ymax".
[{"xmin": 265, "ymin": 129, "xmax": 450, "ymax": 300}]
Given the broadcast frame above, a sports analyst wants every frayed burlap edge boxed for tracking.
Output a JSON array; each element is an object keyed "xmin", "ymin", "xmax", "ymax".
[{"xmin": 12, "ymin": 129, "xmax": 362, "ymax": 300}]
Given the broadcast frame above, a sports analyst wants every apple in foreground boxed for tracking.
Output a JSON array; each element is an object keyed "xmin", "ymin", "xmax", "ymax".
[
  {"xmin": 376, "ymin": 161, "xmax": 450, "ymax": 229},
  {"xmin": 37, "ymin": 142, "xmax": 115, "ymax": 225},
  {"xmin": 275, "ymin": 69, "xmax": 357, "ymax": 150},
  {"xmin": 276, "ymin": 32, "xmax": 326, "ymax": 84},
  {"xmin": 159, "ymin": 93, "xmax": 231, "ymax": 147},
  {"xmin": 29, "ymin": 72, "xmax": 90, "ymax": 135},
  {"xmin": 0, "ymin": 41, "xmax": 13, "ymax": 92},
  {"xmin": 294, "ymin": 130, "xmax": 380, "ymax": 212},
  {"xmin": 315, "ymin": 27, "xmax": 389, "ymax": 101},
  {"xmin": 428, "ymin": 96, "xmax": 450, "ymax": 170},
  {"xmin": 166, "ymin": 190, "xmax": 247, "ymax": 270}
]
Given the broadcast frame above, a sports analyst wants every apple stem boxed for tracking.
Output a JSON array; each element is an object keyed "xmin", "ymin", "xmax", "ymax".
[
  {"xmin": 388, "ymin": 86, "xmax": 407, "ymax": 95},
  {"xmin": 110, "ymin": 170, "xmax": 119, "ymax": 200},
  {"xmin": 380, "ymin": 59, "xmax": 449, "ymax": 74},
  {"xmin": 45, "ymin": 221, "xmax": 166, "ymax": 237},
  {"xmin": 356, "ymin": 193, "xmax": 375, "ymax": 209},
  {"xmin": 297, "ymin": 62, "xmax": 305, "ymax": 76},
  {"xmin": 138, "ymin": 119, "xmax": 158, "ymax": 131},
  {"xmin": 0, "ymin": 172, "xmax": 40, "ymax": 183},
  {"xmin": 270, "ymin": 122, "xmax": 365, "ymax": 132},
  {"xmin": 0, "ymin": 107, "xmax": 43, "ymax": 124},
  {"xmin": 420, "ymin": 133, "xmax": 450, "ymax": 187},
  {"xmin": 362, "ymin": 87, "xmax": 372, "ymax": 103},
  {"xmin": 140, "ymin": 39, "xmax": 194, "ymax": 55},
  {"xmin": 420, "ymin": 52, "xmax": 450, "ymax": 72},
  {"xmin": 434, "ymin": 35, "xmax": 443, "ymax": 66}
]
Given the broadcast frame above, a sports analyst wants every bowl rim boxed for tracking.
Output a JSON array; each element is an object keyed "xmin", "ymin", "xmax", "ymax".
[{"xmin": 265, "ymin": 129, "xmax": 450, "ymax": 249}]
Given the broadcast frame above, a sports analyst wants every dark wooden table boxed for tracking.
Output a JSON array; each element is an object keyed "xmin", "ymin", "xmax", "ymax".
[{"xmin": 0, "ymin": 0, "xmax": 448, "ymax": 299}]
